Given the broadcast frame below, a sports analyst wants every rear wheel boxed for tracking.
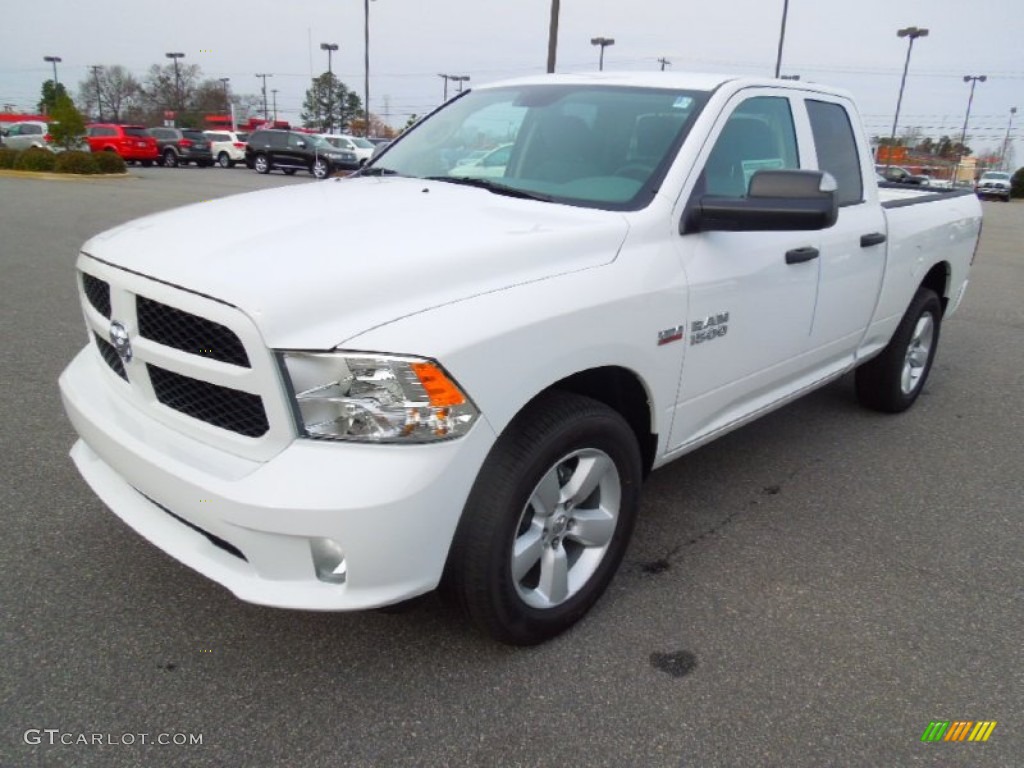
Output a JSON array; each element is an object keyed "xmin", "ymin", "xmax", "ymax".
[
  {"xmin": 446, "ymin": 392, "xmax": 642, "ymax": 645},
  {"xmin": 311, "ymin": 158, "xmax": 330, "ymax": 179},
  {"xmin": 856, "ymin": 287, "xmax": 942, "ymax": 413},
  {"xmin": 218, "ymin": 152, "xmax": 234, "ymax": 168},
  {"xmin": 253, "ymin": 154, "xmax": 270, "ymax": 174},
  {"xmin": 162, "ymin": 149, "xmax": 178, "ymax": 168}
]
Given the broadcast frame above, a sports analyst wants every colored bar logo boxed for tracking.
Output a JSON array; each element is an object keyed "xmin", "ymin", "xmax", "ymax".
[{"xmin": 921, "ymin": 721, "xmax": 997, "ymax": 742}]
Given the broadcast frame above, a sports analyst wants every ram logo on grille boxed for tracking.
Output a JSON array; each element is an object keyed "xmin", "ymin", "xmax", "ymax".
[{"xmin": 109, "ymin": 321, "xmax": 133, "ymax": 364}]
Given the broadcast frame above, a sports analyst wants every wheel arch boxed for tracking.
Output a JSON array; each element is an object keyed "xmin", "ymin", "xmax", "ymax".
[
  {"xmin": 535, "ymin": 366, "xmax": 657, "ymax": 477},
  {"xmin": 920, "ymin": 260, "xmax": 951, "ymax": 313}
]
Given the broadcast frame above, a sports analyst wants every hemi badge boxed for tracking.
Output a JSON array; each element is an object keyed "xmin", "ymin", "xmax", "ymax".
[{"xmin": 657, "ymin": 326, "xmax": 685, "ymax": 346}]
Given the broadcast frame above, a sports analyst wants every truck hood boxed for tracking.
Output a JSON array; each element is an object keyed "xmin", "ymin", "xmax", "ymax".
[{"xmin": 83, "ymin": 176, "xmax": 630, "ymax": 348}]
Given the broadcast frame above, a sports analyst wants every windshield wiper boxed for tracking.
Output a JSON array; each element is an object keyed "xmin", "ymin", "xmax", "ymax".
[
  {"xmin": 357, "ymin": 166, "xmax": 400, "ymax": 177},
  {"xmin": 423, "ymin": 176, "xmax": 554, "ymax": 202}
]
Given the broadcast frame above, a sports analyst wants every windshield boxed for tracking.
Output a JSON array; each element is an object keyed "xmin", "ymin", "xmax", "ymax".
[
  {"xmin": 351, "ymin": 137, "xmax": 374, "ymax": 148},
  {"xmin": 371, "ymin": 84, "xmax": 709, "ymax": 210}
]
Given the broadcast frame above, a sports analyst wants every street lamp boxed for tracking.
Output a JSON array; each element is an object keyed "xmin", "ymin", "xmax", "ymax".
[
  {"xmin": 219, "ymin": 77, "xmax": 230, "ymax": 109},
  {"xmin": 43, "ymin": 55, "xmax": 62, "ymax": 87},
  {"xmin": 590, "ymin": 37, "xmax": 615, "ymax": 71},
  {"xmin": 780, "ymin": 74, "xmax": 800, "ymax": 81},
  {"xmin": 165, "ymin": 52, "xmax": 185, "ymax": 115},
  {"xmin": 320, "ymin": 42, "xmax": 339, "ymax": 132},
  {"xmin": 1002, "ymin": 107, "xmax": 1018, "ymax": 171},
  {"xmin": 955, "ymin": 75, "xmax": 987, "ymax": 182},
  {"xmin": 885, "ymin": 26, "xmax": 928, "ymax": 171}
]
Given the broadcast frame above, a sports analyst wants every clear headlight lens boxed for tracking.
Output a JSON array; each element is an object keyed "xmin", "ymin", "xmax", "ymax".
[{"xmin": 279, "ymin": 351, "xmax": 479, "ymax": 442}]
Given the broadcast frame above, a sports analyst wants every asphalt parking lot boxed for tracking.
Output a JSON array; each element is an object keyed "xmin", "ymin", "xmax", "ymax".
[{"xmin": 1, "ymin": 167, "xmax": 1021, "ymax": 767}]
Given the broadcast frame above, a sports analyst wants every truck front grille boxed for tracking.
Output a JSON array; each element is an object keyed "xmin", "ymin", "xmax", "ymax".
[
  {"xmin": 137, "ymin": 296, "xmax": 250, "ymax": 367},
  {"xmin": 148, "ymin": 365, "xmax": 269, "ymax": 437},
  {"xmin": 77, "ymin": 258, "xmax": 293, "ymax": 460}
]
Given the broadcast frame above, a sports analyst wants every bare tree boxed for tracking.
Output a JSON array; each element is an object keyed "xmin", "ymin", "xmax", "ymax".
[{"xmin": 77, "ymin": 65, "xmax": 142, "ymax": 122}]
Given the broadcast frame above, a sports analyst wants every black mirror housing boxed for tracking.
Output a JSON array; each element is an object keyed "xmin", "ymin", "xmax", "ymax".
[{"xmin": 685, "ymin": 169, "xmax": 838, "ymax": 233}]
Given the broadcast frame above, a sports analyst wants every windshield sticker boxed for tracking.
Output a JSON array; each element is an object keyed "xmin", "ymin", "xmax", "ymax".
[{"xmin": 672, "ymin": 96, "xmax": 694, "ymax": 110}]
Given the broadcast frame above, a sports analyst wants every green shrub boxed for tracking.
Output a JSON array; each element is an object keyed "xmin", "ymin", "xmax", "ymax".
[
  {"xmin": 93, "ymin": 150, "xmax": 126, "ymax": 174},
  {"xmin": 54, "ymin": 150, "xmax": 100, "ymax": 175},
  {"xmin": 14, "ymin": 147, "xmax": 56, "ymax": 172},
  {"xmin": 0, "ymin": 148, "xmax": 18, "ymax": 169},
  {"xmin": 1012, "ymin": 167, "xmax": 1024, "ymax": 199}
]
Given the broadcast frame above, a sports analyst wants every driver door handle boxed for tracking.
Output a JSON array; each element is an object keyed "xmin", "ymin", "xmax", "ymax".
[
  {"xmin": 785, "ymin": 247, "xmax": 819, "ymax": 265},
  {"xmin": 860, "ymin": 232, "xmax": 887, "ymax": 247}
]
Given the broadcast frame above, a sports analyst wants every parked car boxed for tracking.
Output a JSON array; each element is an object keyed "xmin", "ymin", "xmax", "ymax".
[
  {"xmin": 204, "ymin": 130, "xmax": 250, "ymax": 168},
  {"xmin": 369, "ymin": 140, "xmax": 392, "ymax": 160},
  {"xmin": 244, "ymin": 129, "xmax": 358, "ymax": 178},
  {"xmin": 875, "ymin": 165, "xmax": 929, "ymax": 185},
  {"xmin": 0, "ymin": 120, "xmax": 87, "ymax": 152},
  {"xmin": 975, "ymin": 171, "xmax": 1012, "ymax": 202},
  {"xmin": 61, "ymin": 73, "xmax": 982, "ymax": 645},
  {"xmin": 148, "ymin": 127, "xmax": 215, "ymax": 167},
  {"xmin": 320, "ymin": 134, "xmax": 375, "ymax": 165},
  {"xmin": 85, "ymin": 124, "xmax": 159, "ymax": 164},
  {"xmin": 450, "ymin": 143, "xmax": 513, "ymax": 178}
]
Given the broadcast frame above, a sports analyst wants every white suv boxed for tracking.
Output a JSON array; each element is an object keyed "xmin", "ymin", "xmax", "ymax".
[
  {"xmin": 320, "ymin": 134, "xmax": 375, "ymax": 165},
  {"xmin": 203, "ymin": 130, "xmax": 250, "ymax": 168},
  {"xmin": 975, "ymin": 171, "xmax": 1012, "ymax": 202}
]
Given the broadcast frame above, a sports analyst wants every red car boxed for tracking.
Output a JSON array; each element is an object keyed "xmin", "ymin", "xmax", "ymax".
[{"xmin": 86, "ymin": 124, "xmax": 159, "ymax": 165}]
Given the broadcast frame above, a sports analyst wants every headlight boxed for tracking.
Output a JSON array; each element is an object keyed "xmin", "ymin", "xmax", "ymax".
[{"xmin": 279, "ymin": 351, "xmax": 479, "ymax": 442}]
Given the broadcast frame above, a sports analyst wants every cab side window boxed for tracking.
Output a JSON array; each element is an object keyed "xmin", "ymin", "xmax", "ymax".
[
  {"xmin": 807, "ymin": 100, "xmax": 863, "ymax": 206},
  {"xmin": 704, "ymin": 97, "xmax": 799, "ymax": 198}
]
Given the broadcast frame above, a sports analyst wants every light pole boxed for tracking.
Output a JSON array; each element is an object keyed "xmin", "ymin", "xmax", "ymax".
[
  {"xmin": 886, "ymin": 26, "xmax": 928, "ymax": 171},
  {"xmin": 955, "ymin": 75, "xmax": 987, "ymax": 183},
  {"xmin": 1002, "ymin": 107, "xmax": 1017, "ymax": 171},
  {"xmin": 43, "ymin": 55, "xmax": 62, "ymax": 87},
  {"xmin": 590, "ymin": 37, "xmax": 615, "ymax": 71},
  {"xmin": 364, "ymin": 0, "xmax": 376, "ymax": 137},
  {"xmin": 774, "ymin": 0, "xmax": 789, "ymax": 78},
  {"xmin": 256, "ymin": 73, "xmax": 273, "ymax": 124},
  {"xmin": 320, "ymin": 42, "xmax": 338, "ymax": 133},
  {"xmin": 165, "ymin": 52, "xmax": 185, "ymax": 116},
  {"xmin": 547, "ymin": 0, "xmax": 560, "ymax": 73},
  {"xmin": 271, "ymin": 89, "xmax": 278, "ymax": 122},
  {"xmin": 219, "ymin": 77, "xmax": 230, "ymax": 110},
  {"xmin": 91, "ymin": 65, "xmax": 103, "ymax": 121},
  {"xmin": 453, "ymin": 75, "xmax": 470, "ymax": 94}
]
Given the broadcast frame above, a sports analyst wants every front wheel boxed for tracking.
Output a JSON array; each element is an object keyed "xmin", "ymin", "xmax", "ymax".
[
  {"xmin": 253, "ymin": 154, "xmax": 270, "ymax": 174},
  {"xmin": 162, "ymin": 149, "xmax": 178, "ymax": 168},
  {"xmin": 445, "ymin": 392, "xmax": 643, "ymax": 645},
  {"xmin": 311, "ymin": 158, "xmax": 330, "ymax": 179},
  {"xmin": 856, "ymin": 287, "xmax": 942, "ymax": 413}
]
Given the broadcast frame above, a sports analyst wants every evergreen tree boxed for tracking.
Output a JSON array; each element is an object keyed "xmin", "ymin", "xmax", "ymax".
[
  {"xmin": 37, "ymin": 80, "xmax": 68, "ymax": 115},
  {"xmin": 301, "ymin": 73, "xmax": 362, "ymax": 133},
  {"xmin": 48, "ymin": 92, "xmax": 86, "ymax": 149}
]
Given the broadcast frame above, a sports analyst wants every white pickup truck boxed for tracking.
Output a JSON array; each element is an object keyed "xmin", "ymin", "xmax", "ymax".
[{"xmin": 60, "ymin": 73, "xmax": 981, "ymax": 644}]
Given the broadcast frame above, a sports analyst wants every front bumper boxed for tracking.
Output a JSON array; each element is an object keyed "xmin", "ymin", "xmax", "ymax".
[{"xmin": 60, "ymin": 347, "xmax": 497, "ymax": 610}]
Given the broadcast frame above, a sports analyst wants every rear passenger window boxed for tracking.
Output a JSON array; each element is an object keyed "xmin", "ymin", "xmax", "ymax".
[
  {"xmin": 703, "ymin": 97, "xmax": 799, "ymax": 198},
  {"xmin": 807, "ymin": 100, "xmax": 863, "ymax": 206}
]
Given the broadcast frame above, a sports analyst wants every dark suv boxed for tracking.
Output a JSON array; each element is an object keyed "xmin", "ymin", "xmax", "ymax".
[
  {"xmin": 244, "ymin": 129, "xmax": 359, "ymax": 179},
  {"xmin": 148, "ymin": 127, "xmax": 214, "ymax": 167}
]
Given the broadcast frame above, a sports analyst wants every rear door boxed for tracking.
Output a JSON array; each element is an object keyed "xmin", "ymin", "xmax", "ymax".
[{"xmin": 802, "ymin": 97, "xmax": 887, "ymax": 367}]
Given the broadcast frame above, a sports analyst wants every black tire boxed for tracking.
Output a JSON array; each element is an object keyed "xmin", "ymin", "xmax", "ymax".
[
  {"xmin": 445, "ymin": 391, "xmax": 643, "ymax": 645},
  {"xmin": 253, "ymin": 153, "xmax": 270, "ymax": 174},
  {"xmin": 217, "ymin": 152, "xmax": 234, "ymax": 169},
  {"xmin": 856, "ymin": 287, "xmax": 942, "ymax": 413},
  {"xmin": 162, "ymin": 149, "xmax": 178, "ymax": 168}
]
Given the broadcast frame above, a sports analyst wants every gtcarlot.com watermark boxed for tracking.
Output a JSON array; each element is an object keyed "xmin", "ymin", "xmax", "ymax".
[{"xmin": 24, "ymin": 729, "xmax": 203, "ymax": 746}]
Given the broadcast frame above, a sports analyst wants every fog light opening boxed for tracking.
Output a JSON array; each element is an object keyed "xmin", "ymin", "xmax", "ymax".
[{"xmin": 310, "ymin": 538, "xmax": 347, "ymax": 584}]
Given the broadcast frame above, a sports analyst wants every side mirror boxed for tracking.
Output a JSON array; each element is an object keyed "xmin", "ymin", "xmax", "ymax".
[{"xmin": 684, "ymin": 169, "xmax": 838, "ymax": 233}]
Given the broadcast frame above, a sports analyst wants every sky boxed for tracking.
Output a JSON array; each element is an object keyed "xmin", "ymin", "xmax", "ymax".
[{"xmin": 1, "ymin": 0, "xmax": 1021, "ymax": 156}]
